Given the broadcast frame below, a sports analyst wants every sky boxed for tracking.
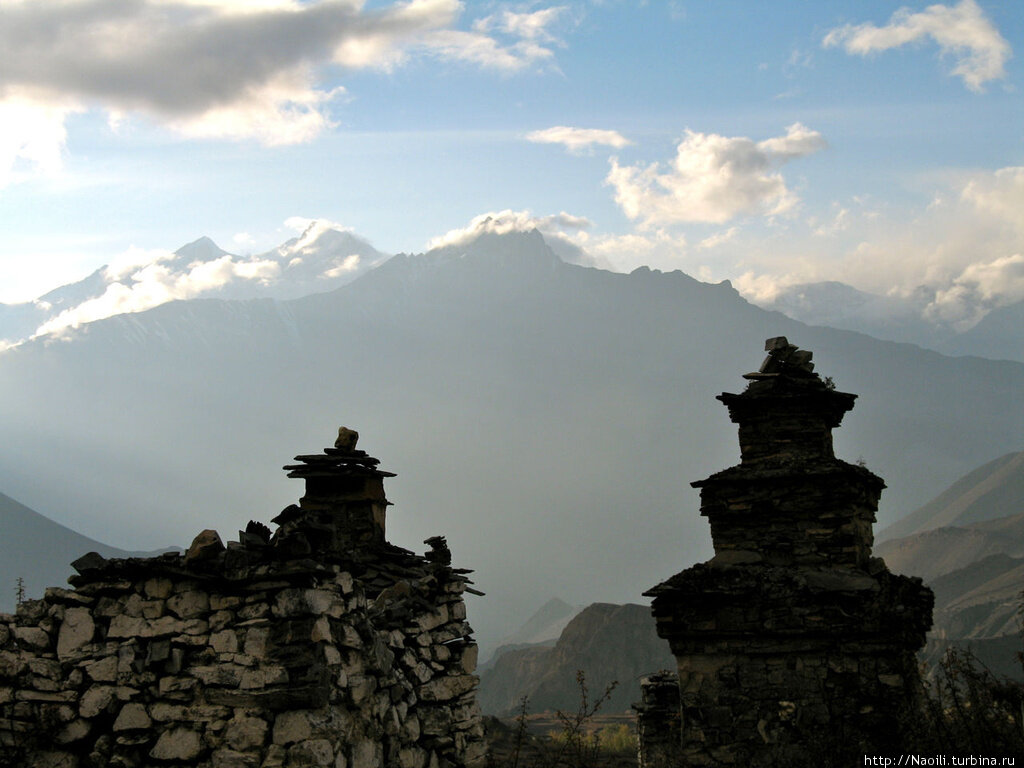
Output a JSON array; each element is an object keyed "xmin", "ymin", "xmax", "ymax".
[{"xmin": 2, "ymin": 0, "xmax": 1023, "ymax": 331}]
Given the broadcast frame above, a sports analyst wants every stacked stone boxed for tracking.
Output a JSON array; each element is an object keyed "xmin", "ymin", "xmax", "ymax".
[
  {"xmin": 0, "ymin": 428, "xmax": 486, "ymax": 768},
  {"xmin": 641, "ymin": 339, "xmax": 934, "ymax": 766},
  {"xmin": 635, "ymin": 671, "xmax": 680, "ymax": 768}
]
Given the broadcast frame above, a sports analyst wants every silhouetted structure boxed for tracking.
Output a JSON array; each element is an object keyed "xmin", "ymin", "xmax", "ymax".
[{"xmin": 639, "ymin": 338, "xmax": 933, "ymax": 766}]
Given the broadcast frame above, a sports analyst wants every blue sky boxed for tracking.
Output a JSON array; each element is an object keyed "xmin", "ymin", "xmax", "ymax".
[{"xmin": 2, "ymin": 0, "xmax": 1022, "ymax": 330}]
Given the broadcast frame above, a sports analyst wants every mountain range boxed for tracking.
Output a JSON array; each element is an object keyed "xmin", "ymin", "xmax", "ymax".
[
  {"xmin": 757, "ymin": 281, "xmax": 1024, "ymax": 363},
  {"xmin": 0, "ymin": 226, "xmax": 1021, "ymax": 645},
  {"xmin": 4, "ymin": 224, "xmax": 1022, "ymax": 365},
  {"xmin": 0, "ymin": 222, "xmax": 387, "ymax": 347}
]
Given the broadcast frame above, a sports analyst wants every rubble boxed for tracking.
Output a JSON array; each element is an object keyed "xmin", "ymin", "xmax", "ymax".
[{"xmin": 0, "ymin": 429, "xmax": 486, "ymax": 768}]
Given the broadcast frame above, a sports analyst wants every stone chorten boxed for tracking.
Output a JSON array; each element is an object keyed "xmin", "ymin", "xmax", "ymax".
[
  {"xmin": 640, "ymin": 338, "xmax": 933, "ymax": 766},
  {"xmin": 0, "ymin": 428, "xmax": 485, "ymax": 768}
]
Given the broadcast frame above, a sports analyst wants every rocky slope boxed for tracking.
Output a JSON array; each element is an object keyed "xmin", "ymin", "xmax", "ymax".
[
  {"xmin": 878, "ymin": 456, "xmax": 1024, "ymax": 679},
  {"xmin": 477, "ymin": 603, "xmax": 674, "ymax": 716},
  {"xmin": 879, "ymin": 450, "xmax": 1024, "ymax": 541}
]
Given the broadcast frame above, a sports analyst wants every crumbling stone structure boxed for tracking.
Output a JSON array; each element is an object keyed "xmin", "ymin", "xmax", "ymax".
[
  {"xmin": 0, "ymin": 428, "xmax": 486, "ymax": 768},
  {"xmin": 639, "ymin": 339, "xmax": 934, "ymax": 766}
]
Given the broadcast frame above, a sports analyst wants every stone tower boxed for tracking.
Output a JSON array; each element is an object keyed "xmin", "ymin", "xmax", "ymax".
[{"xmin": 640, "ymin": 338, "xmax": 933, "ymax": 766}]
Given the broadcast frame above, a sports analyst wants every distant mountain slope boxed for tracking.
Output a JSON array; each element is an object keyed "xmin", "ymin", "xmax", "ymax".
[
  {"xmin": 0, "ymin": 492, "xmax": 173, "ymax": 613},
  {"xmin": 941, "ymin": 300, "xmax": 1024, "ymax": 363},
  {"xmin": 880, "ymin": 451, "xmax": 1024, "ymax": 541},
  {"xmin": 0, "ymin": 229, "xmax": 1022, "ymax": 645},
  {"xmin": 477, "ymin": 603, "xmax": 674, "ymax": 715},
  {"xmin": 480, "ymin": 598, "xmax": 583, "ymax": 666},
  {"xmin": 877, "ymin": 510, "xmax": 1024, "ymax": 583},
  {"xmin": 876, "ymin": 451, "xmax": 1024, "ymax": 681},
  {"xmin": 918, "ymin": 551, "xmax": 1024, "ymax": 680}
]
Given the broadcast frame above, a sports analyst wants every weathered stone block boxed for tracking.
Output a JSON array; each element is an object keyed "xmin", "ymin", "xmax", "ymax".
[
  {"xmin": 13, "ymin": 626, "xmax": 50, "ymax": 650},
  {"xmin": 149, "ymin": 726, "xmax": 201, "ymax": 761},
  {"xmin": 288, "ymin": 738, "xmax": 334, "ymax": 766},
  {"xmin": 79, "ymin": 684, "xmax": 116, "ymax": 718},
  {"xmin": 112, "ymin": 702, "xmax": 151, "ymax": 732},
  {"xmin": 56, "ymin": 607, "xmax": 95, "ymax": 659},
  {"xmin": 167, "ymin": 590, "xmax": 210, "ymax": 620},
  {"xmin": 272, "ymin": 710, "xmax": 313, "ymax": 745}
]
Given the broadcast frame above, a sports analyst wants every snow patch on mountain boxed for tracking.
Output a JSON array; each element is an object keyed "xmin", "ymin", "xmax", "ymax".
[{"xmin": 0, "ymin": 220, "xmax": 389, "ymax": 347}]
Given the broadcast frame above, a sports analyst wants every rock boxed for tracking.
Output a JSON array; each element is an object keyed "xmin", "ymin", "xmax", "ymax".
[
  {"xmin": 225, "ymin": 715, "xmax": 268, "ymax": 751},
  {"xmin": 149, "ymin": 727, "xmax": 202, "ymax": 760},
  {"xmin": 79, "ymin": 685, "xmax": 115, "ymax": 718},
  {"xmin": 272, "ymin": 710, "xmax": 313, "ymax": 745},
  {"xmin": 13, "ymin": 626, "xmax": 50, "ymax": 650},
  {"xmin": 113, "ymin": 702, "xmax": 152, "ymax": 732},
  {"xmin": 186, "ymin": 529, "xmax": 226, "ymax": 564},
  {"xmin": 70, "ymin": 552, "xmax": 107, "ymax": 574},
  {"xmin": 335, "ymin": 427, "xmax": 359, "ymax": 452},
  {"xmin": 56, "ymin": 607, "xmax": 95, "ymax": 659},
  {"xmin": 288, "ymin": 739, "xmax": 334, "ymax": 766}
]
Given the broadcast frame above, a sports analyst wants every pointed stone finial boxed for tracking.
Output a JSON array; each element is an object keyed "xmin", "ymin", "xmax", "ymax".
[{"xmin": 335, "ymin": 427, "xmax": 359, "ymax": 452}]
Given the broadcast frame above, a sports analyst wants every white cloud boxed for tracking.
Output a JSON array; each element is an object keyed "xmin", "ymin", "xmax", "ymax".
[
  {"xmin": 727, "ymin": 165, "xmax": 1024, "ymax": 330},
  {"xmin": 323, "ymin": 254, "xmax": 362, "ymax": 278},
  {"xmin": 103, "ymin": 246, "xmax": 174, "ymax": 282},
  {"xmin": 823, "ymin": 0, "xmax": 1011, "ymax": 92},
  {"xmin": 0, "ymin": 0, "xmax": 569, "ymax": 183},
  {"xmin": 732, "ymin": 271, "xmax": 800, "ymax": 305},
  {"xmin": 0, "ymin": 92, "xmax": 81, "ymax": 184},
  {"xmin": 281, "ymin": 217, "xmax": 353, "ymax": 254},
  {"xmin": 606, "ymin": 123, "xmax": 826, "ymax": 227},
  {"xmin": 34, "ymin": 249, "xmax": 281, "ymax": 338},
  {"xmin": 698, "ymin": 227, "xmax": 739, "ymax": 250},
  {"xmin": 960, "ymin": 166, "xmax": 1024, "ymax": 229},
  {"xmin": 476, "ymin": 7, "xmax": 568, "ymax": 42},
  {"xmin": 925, "ymin": 254, "xmax": 1024, "ymax": 329},
  {"xmin": 579, "ymin": 230, "xmax": 690, "ymax": 273},
  {"xmin": 418, "ymin": 29, "xmax": 556, "ymax": 71},
  {"xmin": 426, "ymin": 209, "xmax": 592, "ymax": 250},
  {"xmin": 812, "ymin": 207, "xmax": 850, "ymax": 237},
  {"xmin": 525, "ymin": 126, "xmax": 632, "ymax": 154}
]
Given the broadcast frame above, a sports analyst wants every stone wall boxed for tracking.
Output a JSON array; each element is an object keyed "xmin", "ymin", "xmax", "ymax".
[
  {"xmin": 0, "ymin": 429, "xmax": 486, "ymax": 768},
  {"xmin": 641, "ymin": 339, "xmax": 934, "ymax": 766}
]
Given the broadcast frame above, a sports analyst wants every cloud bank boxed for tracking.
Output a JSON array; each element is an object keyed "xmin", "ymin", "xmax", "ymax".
[
  {"xmin": 0, "ymin": 0, "xmax": 569, "ymax": 181},
  {"xmin": 35, "ymin": 248, "xmax": 281, "ymax": 338},
  {"xmin": 823, "ymin": 0, "xmax": 1011, "ymax": 92}
]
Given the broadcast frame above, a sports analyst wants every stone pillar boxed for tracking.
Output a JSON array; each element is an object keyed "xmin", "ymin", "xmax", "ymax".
[
  {"xmin": 644, "ymin": 338, "xmax": 933, "ymax": 766},
  {"xmin": 276, "ymin": 427, "xmax": 395, "ymax": 553},
  {"xmin": 637, "ymin": 671, "xmax": 682, "ymax": 768}
]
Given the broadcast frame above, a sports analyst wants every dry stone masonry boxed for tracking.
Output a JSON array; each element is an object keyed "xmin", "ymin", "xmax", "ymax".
[
  {"xmin": 639, "ymin": 338, "xmax": 934, "ymax": 767},
  {"xmin": 0, "ymin": 428, "xmax": 486, "ymax": 768}
]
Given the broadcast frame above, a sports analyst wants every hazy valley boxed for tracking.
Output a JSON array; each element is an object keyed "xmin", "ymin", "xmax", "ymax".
[{"xmin": 1, "ymin": 225, "xmax": 1021, "ymax": 665}]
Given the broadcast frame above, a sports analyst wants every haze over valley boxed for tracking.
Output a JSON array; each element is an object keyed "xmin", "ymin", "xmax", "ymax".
[{"xmin": 1, "ymin": 225, "xmax": 1021, "ymax": 653}]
